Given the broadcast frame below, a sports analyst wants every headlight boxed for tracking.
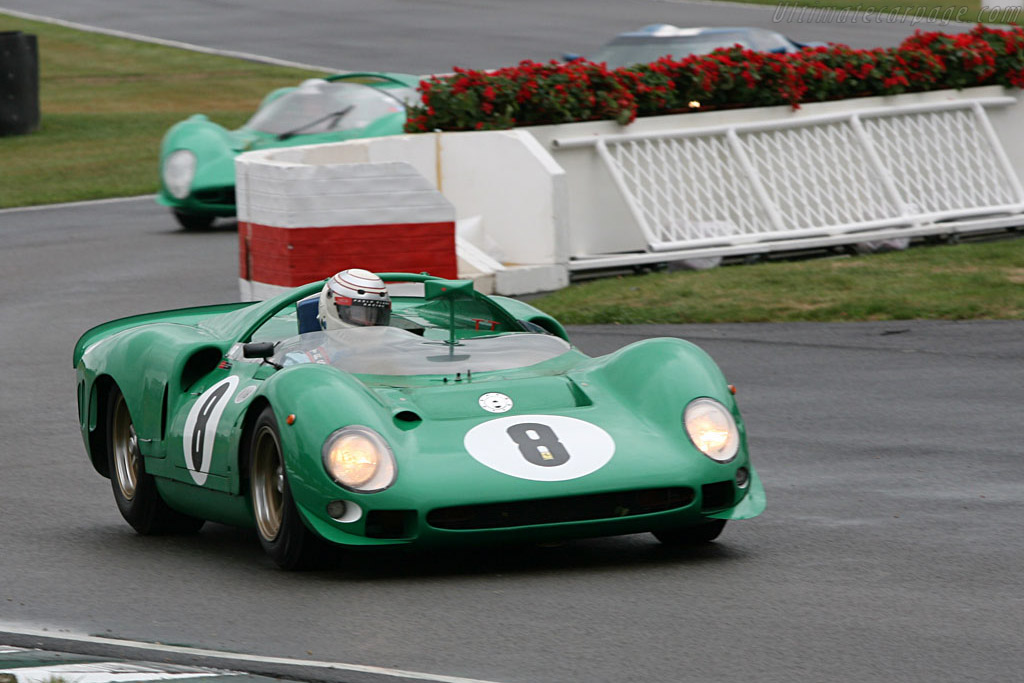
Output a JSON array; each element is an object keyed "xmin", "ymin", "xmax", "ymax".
[
  {"xmin": 322, "ymin": 426, "xmax": 396, "ymax": 492},
  {"xmin": 684, "ymin": 398, "xmax": 739, "ymax": 463},
  {"xmin": 162, "ymin": 149, "xmax": 197, "ymax": 199}
]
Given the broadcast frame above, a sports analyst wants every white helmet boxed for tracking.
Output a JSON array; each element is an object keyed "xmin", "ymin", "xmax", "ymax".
[{"xmin": 318, "ymin": 269, "xmax": 391, "ymax": 330}]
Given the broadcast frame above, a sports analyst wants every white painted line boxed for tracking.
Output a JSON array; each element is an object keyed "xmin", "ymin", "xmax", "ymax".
[
  {"xmin": 0, "ymin": 661, "xmax": 235, "ymax": 683},
  {"xmin": 0, "ymin": 626, "xmax": 507, "ymax": 683},
  {"xmin": 0, "ymin": 195, "xmax": 156, "ymax": 215},
  {"xmin": 0, "ymin": 7, "xmax": 341, "ymax": 73}
]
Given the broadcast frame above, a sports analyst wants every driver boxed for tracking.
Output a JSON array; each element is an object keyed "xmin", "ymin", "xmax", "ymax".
[{"xmin": 317, "ymin": 268, "xmax": 392, "ymax": 330}]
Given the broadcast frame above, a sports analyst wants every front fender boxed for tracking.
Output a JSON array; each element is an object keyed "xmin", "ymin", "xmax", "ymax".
[
  {"xmin": 577, "ymin": 337, "xmax": 743, "ymax": 441},
  {"xmin": 159, "ymin": 115, "xmax": 238, "ymax": 197},
  {"xmin": 256, "ymin": 364, "xmax": 394, "ymax": 508}
]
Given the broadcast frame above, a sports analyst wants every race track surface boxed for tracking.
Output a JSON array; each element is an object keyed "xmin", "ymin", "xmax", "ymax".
[
  {"xmin": 0, "ymin": 0, "xmax": 970, "ymax": 74},
  {"xmin": 2, "ymin": 199, "xmax": 1022, "ymax": 683}
]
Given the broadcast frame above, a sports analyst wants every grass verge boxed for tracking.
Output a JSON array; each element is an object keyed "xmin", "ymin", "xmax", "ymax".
[
  {"xmin": 0, "ymin": 13, "xmax": 323, "ymax": 208},
  {"xmin": 531, "ymin": 237, "xmax": 1024, "ymax": 323}
]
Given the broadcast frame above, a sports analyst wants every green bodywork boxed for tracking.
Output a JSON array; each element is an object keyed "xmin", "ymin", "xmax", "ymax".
[
  {"xmin": 75, "ymin": 274, "xmax": 765, "ymax": 548},
  {"xmin": 155, "ymin": 72, "xmax": 421, "ymax": 221}
]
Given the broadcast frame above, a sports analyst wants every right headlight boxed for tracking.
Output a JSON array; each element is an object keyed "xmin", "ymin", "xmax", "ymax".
[
  {"xmin": 162, "ymin": 149, "xmax": 197, "ymax": 199},
  {"xmin": 322, "ymin": 425, "xmax": 396, "ymax": 492},
  {"xmin": 684, "ymin": 398, "xmax": 740, "ymax": 463}
]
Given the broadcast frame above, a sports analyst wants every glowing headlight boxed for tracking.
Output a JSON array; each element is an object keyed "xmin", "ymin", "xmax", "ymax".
[
  {"xmin": 684, "ymin": 398, "xmax": 739, "ymax": 463},
  {"xmin": 162, "ymin": 149, "xmax": 197, "ymax": 199},
  {"xmin": 322, "ymin": 426, "xmax": 396, "ymax": 492}
]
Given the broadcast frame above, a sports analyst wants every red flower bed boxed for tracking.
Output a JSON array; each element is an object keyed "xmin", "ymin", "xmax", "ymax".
[{"xmin": 405, "ymin": 25, "xmax": 1024, "ymax": 133}]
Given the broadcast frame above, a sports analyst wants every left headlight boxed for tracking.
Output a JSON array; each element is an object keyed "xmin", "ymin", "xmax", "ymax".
[
  {"xmin": 684, "ymin": 398, "xmax": 740, "ymax": 463},
  {"xmin": 322, "ymin": 426, "xmax": 396, "ymax": 492},
  {"xmin": 162, "ymin": 149, "xmax": 197, "ymax": 199}
]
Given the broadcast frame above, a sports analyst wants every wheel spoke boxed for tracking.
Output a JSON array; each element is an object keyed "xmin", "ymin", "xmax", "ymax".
[
  {"xmin": 113, "ymin": 396, "xmax": 138, "ymax": 500},
  {"xmin": 252, "ymin": 426, "xmax": 284, "ymax": 542}
]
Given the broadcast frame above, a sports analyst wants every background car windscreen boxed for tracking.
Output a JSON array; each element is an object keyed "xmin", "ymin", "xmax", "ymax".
[
  {"xmin": 245, "ymin": 81, "xmax": 414, "ymax": 135},
  {"xmin": 593, "ymin": 33, "xmax": 752, "ymax": 67}
]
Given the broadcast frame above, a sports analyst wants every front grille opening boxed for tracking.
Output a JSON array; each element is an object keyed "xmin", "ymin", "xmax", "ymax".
[
  {"xmin": 427, "ymin": 487, "xmax": 695, "ymax": 531},
  {"xmin": 193, "ymin": 187, "xmax": 235, "ymax": 204},
  {"xmin": 365, "ymin": 510, "xmax": 416, "ymax": 539},
  {"xmin": 701, "ymin": 481, "xmax": 736, "ymax": 511}
]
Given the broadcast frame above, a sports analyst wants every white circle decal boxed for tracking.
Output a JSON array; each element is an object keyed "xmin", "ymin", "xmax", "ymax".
[
  {"xmin": 479, "ymin": 392, "xmax": 513, "ymax": 413},
  {"xmin": 464, "ymin": 415, "xmax": 615, "ymax": 482},
  {"xmin": 183, "ymin": 376, "xmax": 239, "ymax": 485},
  {"xmin": 234, "ymin": 384, "xmax": 257, "ymax": 404}
]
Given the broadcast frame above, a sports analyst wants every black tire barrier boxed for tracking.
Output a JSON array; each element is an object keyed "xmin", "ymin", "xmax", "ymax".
[{"xmin": 0, "ymin": 31, "xmax": 40, "ymax": 137}]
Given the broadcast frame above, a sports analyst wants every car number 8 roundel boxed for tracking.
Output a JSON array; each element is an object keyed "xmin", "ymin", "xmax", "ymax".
[{"xmin": 464, "ymin": 415, "xmax": 615, "ymax": 481}]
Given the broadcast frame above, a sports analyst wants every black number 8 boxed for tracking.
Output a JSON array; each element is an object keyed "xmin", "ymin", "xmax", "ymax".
[
  {"xmin": 190, "ymin": 383, "xmax": 230, "ymax": 470},
  {"xmin": 506, "ymin": 422, "xmax": 571, "ymax": 467}
]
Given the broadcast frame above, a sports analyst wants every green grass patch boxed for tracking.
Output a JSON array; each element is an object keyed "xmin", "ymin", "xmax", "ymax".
[
  {"xmin": 725, "ymin": 0, "xmax": 1020, "ymax": 26},
  {"xmin": 0, "ymin": 13, "xmax": 324, "ymax": 208},
  {"xmin": 532, "ymin": 238, "xmax": 1024, "ymax": 323}
]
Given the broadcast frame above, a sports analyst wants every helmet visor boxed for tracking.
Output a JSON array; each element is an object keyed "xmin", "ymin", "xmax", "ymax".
[{"xmin": 337, "ymin": 297, "xmax": 391, "ymax": 327}]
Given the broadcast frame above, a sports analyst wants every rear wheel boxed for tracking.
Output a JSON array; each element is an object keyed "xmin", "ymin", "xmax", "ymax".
[
  {"xmin": 652, "ymin": 520, "xmax": 726, "ymax": 547},
  {"xmin": 108, "ymin": 388, "xmax": 204, "ymax": 535},
  {"xmin": 172, "ymin": 210, "xmax": 215, "ymax": 231},
  {"xmin": 249, "ymin": 407, "xmax": 320, "ymax": 570}
]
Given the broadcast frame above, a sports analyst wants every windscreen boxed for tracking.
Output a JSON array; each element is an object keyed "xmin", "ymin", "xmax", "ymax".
[
  {"xmin": 273, "ymin": 326, "xmax": 573, "ymax": 376},
  {"xmin": 245, "ymin": 80, "xmax": 415, "ymax": 136},
  {"xmin": 593, "ymin": 33, "xmax": 751, "ymax": 68}
]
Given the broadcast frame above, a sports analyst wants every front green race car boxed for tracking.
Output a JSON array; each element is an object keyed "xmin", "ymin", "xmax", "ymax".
[
  {"xmin": 74, "ymin": 275, "xmax": 764, "ymax": 569},
  {"xmin": 156, "ymin": 72, "xmax": 420, "ymax": 231}
]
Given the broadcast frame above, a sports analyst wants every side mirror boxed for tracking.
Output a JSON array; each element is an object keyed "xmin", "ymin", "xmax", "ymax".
[{"xmin": 242, "ymin": 341, "xmax": 276, "ymax": 359}]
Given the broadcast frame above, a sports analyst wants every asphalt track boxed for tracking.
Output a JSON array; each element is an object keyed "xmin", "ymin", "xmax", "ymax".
[
  {"xmin": 0, "ymin": 0, "xmax": 975, "ymax": 75},
  {"xmin": 1, "ymin": 2, "xmax": 1022, "ymax": 682}
]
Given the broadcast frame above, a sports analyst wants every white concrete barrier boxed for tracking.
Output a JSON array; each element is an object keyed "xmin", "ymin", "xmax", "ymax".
[
  {"xmin": 237, "ymin": 86, "xmax": 1024, "ymax": 296},
  {"xmin": 235, "ymin": 149, "xmax": 457, "ymax": 300},
  {"xmin": 236, "ymin": 129, "xmax": 569, "ymax": 296}
]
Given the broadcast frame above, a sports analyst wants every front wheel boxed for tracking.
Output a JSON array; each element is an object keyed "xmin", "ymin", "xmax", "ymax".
[
  {"xmin": 107, "ymin": 388, "xmax": 204, "ymax": 535},
  {"xmin": 652, "ymin": 520, "xmax": 726, "ymax": 547},
  {"xmin": 172, "ymin": 210, "xmax": 215, "ymax": 231},
  {"xmin": 249, "ymin": 407, "xmax": 321, "ymax": 570}
]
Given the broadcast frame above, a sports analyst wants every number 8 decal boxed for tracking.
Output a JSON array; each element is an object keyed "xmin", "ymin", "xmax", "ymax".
[
  {"xmin": 506, "ymin": 423, "xmax": 571, "ymax": 467},
  {"xmin": 465, "ymin": 415, "xmax": 615, "ymax": 482}
]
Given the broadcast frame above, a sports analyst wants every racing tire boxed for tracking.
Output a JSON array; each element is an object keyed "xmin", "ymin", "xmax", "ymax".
[
  {"xmin": 107, "ymin": 389, "xmax": 205, "ymax": 535},
  {"xmin": 248, "ymin": 407, "xmax": 321, "ymax": 570},
  {"xmin": 172, "ymin": 210, "xmax": 215, "ymax": 231},
  {"xmin": 652, "ymin": 520, "xmax": 727, "ymax": 547}
]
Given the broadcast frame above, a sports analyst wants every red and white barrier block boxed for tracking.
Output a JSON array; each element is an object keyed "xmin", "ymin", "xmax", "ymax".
[{"xmin": 235, "ymin": 150, "xmax": 457, "ymax": 300}]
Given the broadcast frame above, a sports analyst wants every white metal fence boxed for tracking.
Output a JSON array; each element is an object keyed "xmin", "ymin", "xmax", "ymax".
[{"xmin": 553, "ymin": 97, "xmax": 1024, "ymax": 269}]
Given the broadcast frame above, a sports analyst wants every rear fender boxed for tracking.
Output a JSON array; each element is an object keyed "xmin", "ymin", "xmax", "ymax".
[
  {"xmin": 73, "ymin": 302, "xmax": 251, "ymax": 367},
  {"xmin": 489, "ymin": 296, "xmax": 569, "ymax": 341},
  {"xmin": 79, "ymin": 324, "xmax": 231, "ymax": 445}
]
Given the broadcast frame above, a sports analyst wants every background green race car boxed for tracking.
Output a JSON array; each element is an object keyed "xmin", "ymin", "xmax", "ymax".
[
  {"xmin": 156, "ymin": 72, "xmax": 420, "ymax": 231},
  {"xmin": 74, "ymin": 274, "xmax": 765, "ymax": 569}
]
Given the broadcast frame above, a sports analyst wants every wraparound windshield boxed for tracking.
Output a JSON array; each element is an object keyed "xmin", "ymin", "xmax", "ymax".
[
  {"xmin": 245, "ymin": 80, "xmax": 415, "ymax": 136},
  {"xmin": 273, "ymin": 327, "xmax": 572, "ymax": 376},
  {"xmin": 594, "ymin": 33, "xmax": 751, "ymax": 68}
]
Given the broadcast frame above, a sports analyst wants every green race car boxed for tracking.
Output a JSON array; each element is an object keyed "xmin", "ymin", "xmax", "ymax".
[
  {"xmin": 156, "ymin": 72, "xmax": 420, "ymax": 231},
  {"xmin": 74, "ymin": 274, "xmax": 765, "ymax": 569}
]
